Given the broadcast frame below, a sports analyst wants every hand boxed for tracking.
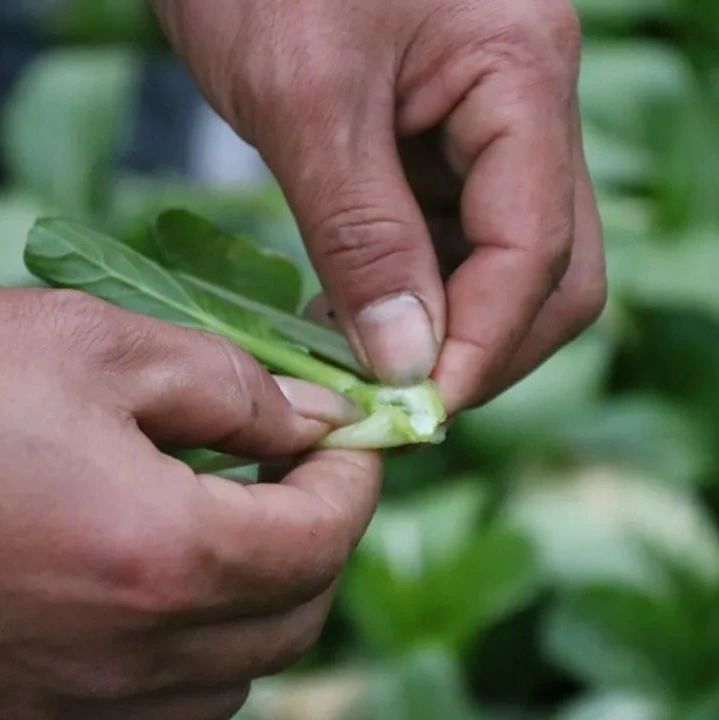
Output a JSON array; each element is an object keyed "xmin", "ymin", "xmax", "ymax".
[
  {"xmin": 0, "ymin": 288, "xmax": 380, "ymax": 719},
  {"xmin": 154, "ymin": 0, "xmax": 606, "ymax": 413}
]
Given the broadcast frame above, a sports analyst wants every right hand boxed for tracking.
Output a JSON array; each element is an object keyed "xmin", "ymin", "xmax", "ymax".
[
  {"xmin": 0, "ymin": 288, "xmax": 381, "ymax": 720},
  {"xmin": 155, "ymin": 0, "xmax": 606, "ymax": 414}
]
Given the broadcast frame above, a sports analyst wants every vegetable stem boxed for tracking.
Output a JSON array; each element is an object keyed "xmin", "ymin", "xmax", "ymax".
[
  {"xmin": 210, "ymin": 318, "xmax": 362, "ymax": 393},
  {"xmin": 25, "ymin": 216, "xmax": 447, "ymax": 450}
]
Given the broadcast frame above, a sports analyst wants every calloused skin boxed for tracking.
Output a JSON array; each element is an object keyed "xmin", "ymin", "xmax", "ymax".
[
  {"xmin": 0, "ymin": 289, "xmax": 380, "ymax": 720},
  {"xmin": 154, "ymin": 0, "xmax": 607, "ymax": 414}
]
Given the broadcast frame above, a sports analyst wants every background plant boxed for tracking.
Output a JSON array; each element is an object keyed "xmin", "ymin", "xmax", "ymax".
[{"xmin": 1, "ymin": 0, "xmax": 719, "ymax": 718}]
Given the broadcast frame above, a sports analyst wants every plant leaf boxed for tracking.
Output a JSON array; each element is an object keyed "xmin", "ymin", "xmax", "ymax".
[
  {"xmin": 507, "ymin": 466, "xmax": 719, "ymax": 592},
  {"xmin": 24, "ymin": 217, "xmax": 354, "ymax": 384},
  {"xmin": 25, "ymin": 218, "xmax": 211, "ymax": 326},
  {"xmin": 342, "ymin": 482, "xmax": 540, "ymax": 653},
  {"xmin": 153, "ymin": 209, "xmax": 302, "ymax": 313},
  {"xmin": 41, "ymin": 0, "xmax": 161, "ymax": 45},
  {"xmin": 24, "ymin": 218, "xmax": 445, "ymax": 449},
  {"xmin": 172, "ymin": 449, "xmax": 256, "ymax": 477},
  {"xmin": 177, "ymin": 272, "xmax": 365, "ymax": 376},
  {"xmin": 364, "ymin": 648, "xmax": 484, "ymax": 720},
  {"xmin": 544, "ymin": 576, "xmax": 719, "ymax": 700},
  {"xmin": 24, "ymin": 218, "xmax": 313, "ymax": 370},
  {"xmin": 554, "ymin": 692, "xmax": 669, "ymax": 720}
]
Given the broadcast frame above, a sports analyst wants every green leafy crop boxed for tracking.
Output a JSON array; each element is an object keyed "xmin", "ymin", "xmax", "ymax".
[{"xmin": 24, "ymin": 212, "xmax": 447, "ymax": 450}]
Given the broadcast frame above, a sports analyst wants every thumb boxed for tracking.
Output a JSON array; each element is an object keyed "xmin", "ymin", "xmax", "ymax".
[{"xmin": 259, "ymin": 87, "xmax": 445, "ymax": 386}]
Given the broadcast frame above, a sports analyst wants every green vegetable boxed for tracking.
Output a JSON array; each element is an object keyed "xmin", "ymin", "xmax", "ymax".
[
  {"xmin": 25, "ymin": 216, "xmax": 447, "ymax": 450},
  {"xmin": 153, "ymin": 209, "xmax": 302, "ymax": 313}
]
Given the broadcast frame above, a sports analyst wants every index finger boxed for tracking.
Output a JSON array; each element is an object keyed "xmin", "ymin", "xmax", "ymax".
[{"xmin": 433, "ymin": 34, "xmax": 580, "ymax": 413}]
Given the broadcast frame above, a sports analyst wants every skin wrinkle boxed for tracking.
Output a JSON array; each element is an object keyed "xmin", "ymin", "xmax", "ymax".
[{"xmin": 314, "ymin": 217, "xmax": 416, "ymax": 272}]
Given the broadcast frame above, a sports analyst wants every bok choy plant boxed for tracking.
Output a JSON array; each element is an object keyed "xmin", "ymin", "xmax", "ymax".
[{"xmin": 24, "ymin": 211, "xmax": 447, "ymax": 450}]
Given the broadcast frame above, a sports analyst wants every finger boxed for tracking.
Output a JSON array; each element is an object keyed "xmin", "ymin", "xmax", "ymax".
[
  {"xmin": 92, "ymin": 305, "xmax": 357, "ymax": 457},
  {"xmin": 258, "ymin": 71, "xmax": 445, "ymax": 386},
  {"xmin": 481, "ymin": 105, "xmax": 606, "ymax": 398},
  {"xmin": 189, "ymin": 450, "xmax": 381, "ymax": 614},
  {"xmin": 433, "ymin": 45, "xmax": 581, "ymax": 413},
  {"xmin": 56, "ymin": 684, "xmax": 250, "ymax": 720},
  {"xmin": 164, "ymin": 584, "xmax": 337, "ymax": 687}
]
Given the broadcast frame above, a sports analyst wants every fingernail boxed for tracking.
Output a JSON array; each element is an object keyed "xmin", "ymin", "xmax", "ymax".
[
  {"xmin": 354, "ymin": 294, "xmax": 438, "ymax": 385},
  {"xmin": 275, "ymin": 377, "xmax": 363, "ymax": 426}
]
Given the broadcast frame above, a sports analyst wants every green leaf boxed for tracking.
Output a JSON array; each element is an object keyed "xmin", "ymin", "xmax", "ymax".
[
  {"xmin": 343, "ymin": 483, "xmax": 540, "ymax": 653},
  {"xmin": 545, "ymin": 588, "xmax": 676, "ymax": 692},
  {"xmin": 363, "ymin": 648, "xmax": 484, "ymax": 720},
  {"xmin": 609, "ymin": 229, "xmax": 719, "ymax": 318},
  {"xmin": 107, "ymin": 177, "xmax": 320, "ymax": 301},
  {"xmin": 652, "ymin": 92, "xmax": 719, "ymax": 230},
  {"xmin": 2, "ymin": 49, "xmax": 139, "ymax": 217},
  {"xmin": 24, "ymin": 218, "xmax": 353, "ymax": 386},
  {"xmin": 177, "ymin": 273, "xmax": 365, "ymax": 375},
  {"xmin": 555, "ymin": 693, "xmax": 669, "ymax": 720},
  {"xmin": 583, "ymin": 121, "xmax": 653, "ymax": 189},
  {"xmin": 580, "ymin": 42, "xmax": 690, "ymax": 147},
  {"xmin": 171, "ymin": 449, "xmax": 255, "ymax": 477},
  {"xmin": 453, "ymin": 333, "xmax": 613, "ymax": 462},
  {"xmin": 26, "ymin": 218, "xmax": 214, "ymax": 326},
  {"xmin": 553, "ymin": 397, "xmax": 713, "ymax": 487},
  {"xmin": 574, "ymin": 0, "xmax": 672, "ymax": 26},
  {"xmin": 544, "ymin": 574, "xmax": 719, "ymax": 700},
  {"xmin": 456, "ymin": 321, "xmax": 711, "ymax": 483},
  {"xmin": 153, "ymin": 210, "xmax": 302, "ymax": 313},
  {"xmin": 610, "ymin": 303, "xmax": 719, "ymax": 462},
  {"xmin": 174, "ymin": 274, "xmax": 289, "ymax": 346},
  {"xmin": 41, "ymin": 0, "xmax": 161, "ymax": 45},
  {"xmin": 507, "ymin": 466, "xmax": 719, "ymax": 591},
  {"xmin": 682, "ymin": 688, "xmax": 719, "ymax": 720},
  {"xmin": 25, "ymin": 217, "xmax": 446, "ymax": 450}
]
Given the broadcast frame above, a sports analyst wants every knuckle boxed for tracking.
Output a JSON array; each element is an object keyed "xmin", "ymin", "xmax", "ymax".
[
  {"xmin": 244, "ymin": 49, "xmax": 356, "ymax": 140},
  {"xmin": 294, "ymin": 64, "xmax": 353, "ymax": 109},
  {"xmin": 273, "ymin": 46, "xmax": 356, "ymax": 113},
  {"xmin": 525, "ymin": 227, "xmax": 573, "ymax": 293},
  {"xmin": 265, "ymin": 607, "xmax": 329, "ymax": 676},
  {"xmin": 489, "ymin": 1, "xmax": 582, "ymax": 79},
  {"xmin": 309, "ymin": 505, "xmax": 354, "ymax": 581},
  {"xmin": 200, "ymin": 332, "xmax": 266, "ymax": 422},
  {"xmin": 550, "ymin": 2, "xmax": 583, "ymax": 67},
  {"xmin": 43, "ymin": 289, "xmax": 113, "ymax": 350},
  {"xmin": 41, "ymin": 289, "xmax": 155, "ymax": 372},
  {"xmin": 311, "ymin": 199, "xmax": 418, "ymax": 303},
  {"xmin": 543, "ymin": 242, "xmax": 574, "ymax": 292},
  {"xmin": 287, "ymin": 612, "xmax": 328, "ymax": 667},
  {"xmin": 319, "ymin": 215, "xmax": 413, "ymax": 274},
  {"xmin": 282, "ymin": 500, "xmax": 353, "ymax": 602},
  {"xmin": 95, "ymin": 511, "xmax": 205, "ymax": 619},
  {"xmin": 94, "ymin": 320, "xmax": 158, "ymax": 374},
  {"xmin": 569, "ymin": 272, "xmax": 608, "ymax": 330}
]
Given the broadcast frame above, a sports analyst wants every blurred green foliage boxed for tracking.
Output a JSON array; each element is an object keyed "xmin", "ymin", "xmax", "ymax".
[{"xmin": 1, "ymin": 1, "xmax": 719, "ymax": 718}]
